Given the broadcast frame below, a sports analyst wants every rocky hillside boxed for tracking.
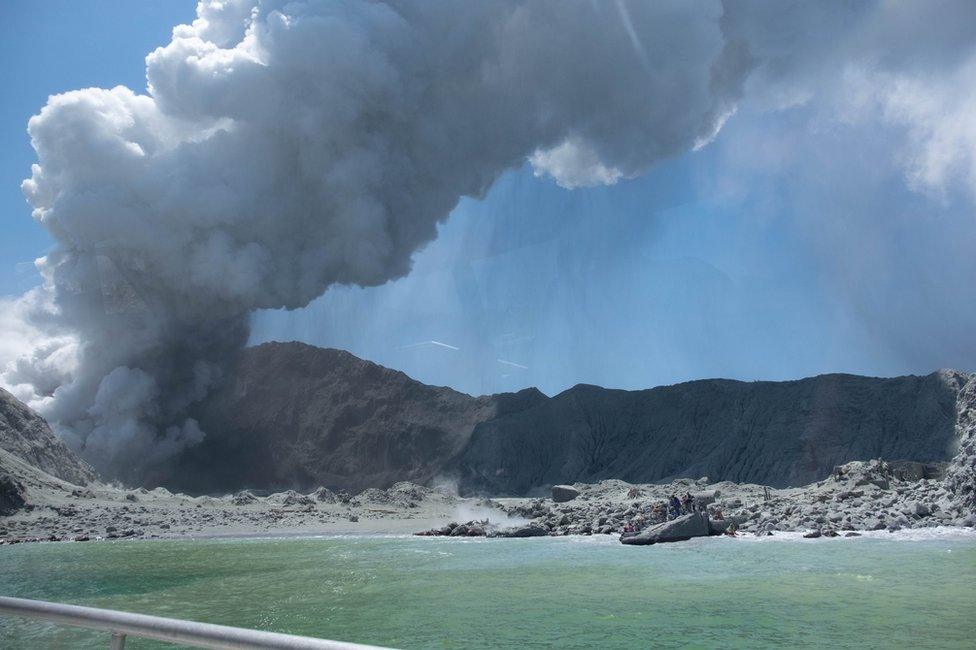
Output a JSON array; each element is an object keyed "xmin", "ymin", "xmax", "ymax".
[
  {"xmin": 169, "ymin": 342, "xmax": 545, "ymax": 493},
  {"xmin": 945, "ymin": 375, "xmax": 976, "ymax": 510},
  {"xmin": 162, "ymin": 342, "xmax": 971, "ymax": 496},
  {"xmin": 454, "ymin": 371, "xmax": 969, "ymax": 495},
  {"xmin": 0, "ymin": 388, "xmax": 97, "ymax": 486},
  {"xmin": 0, "ymin": 342, "xmax": 970, "ymax": 501}
]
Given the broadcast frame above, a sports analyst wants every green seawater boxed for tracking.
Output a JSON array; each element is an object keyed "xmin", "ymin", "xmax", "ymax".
[{"xmin": 1, "ymin": 531, "xmax": 975, "ymax": 649}]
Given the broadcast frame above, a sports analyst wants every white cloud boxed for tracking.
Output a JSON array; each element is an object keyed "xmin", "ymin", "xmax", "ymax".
[
  {"xmin": 529, "ymin": 138, "xmax": 624, "ymax": 189},
  {"xmin": 0, "ymin": 287, "xmax": 79, "ymax": 410},
  {"xmin": 874, "ymin": 57, "xmax": 976, "ymax": 200}
]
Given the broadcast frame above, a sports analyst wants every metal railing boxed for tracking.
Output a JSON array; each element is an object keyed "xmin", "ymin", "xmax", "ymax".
[{"xmin": 0, "ymin": 596, "xmax": 394, "ymax": 649}]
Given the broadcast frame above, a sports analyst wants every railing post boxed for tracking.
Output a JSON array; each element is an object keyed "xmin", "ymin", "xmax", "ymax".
[{"xmin": 109, "ymin": 631, "xmax": 126, "ymax": 649}]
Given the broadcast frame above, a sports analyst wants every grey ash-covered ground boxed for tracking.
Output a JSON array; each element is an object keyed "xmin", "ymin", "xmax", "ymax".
[{"xmin": 0, "ymin": 479, "xmax": 471, "ymax": 543}]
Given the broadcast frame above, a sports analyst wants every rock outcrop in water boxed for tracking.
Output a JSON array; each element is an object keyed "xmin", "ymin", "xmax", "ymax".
[
  {"xmin": 161, "ymin": 342, "xmax": 969, "ymax": 495},
  {"xmin": 620, "ymin": 512, "xmax": 711, "ymax": 545},
  {"xmin": 0, "ymin": 388, "xmax": 96, "ymax": 486}
]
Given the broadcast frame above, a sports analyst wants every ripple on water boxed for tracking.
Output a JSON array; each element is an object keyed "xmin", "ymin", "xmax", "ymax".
[{"xmin": 0, "ymin": 532, "xmax": 974, "ymax": 649}]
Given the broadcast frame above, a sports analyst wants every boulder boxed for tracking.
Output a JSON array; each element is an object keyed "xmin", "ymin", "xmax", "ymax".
[
  {"xmin": 863, "ymin": 517, "xmax": 886, "ymax": 530},
  {"xmin": 551, "ymin": 485, "xmax": 580, "ymax": 503},
  {"xmin": 620, "ymin": 512, "xmax": 711, "ymax": 545},
  {"xmin": 311, "ymin": 487, "xmax": 337, "ymax": 503},
  {"xmin": 0, "ymin": 473, "xmax": 27, "ymax": 516},
  {"xmin": 691, "ymin": 490, "xmax": 720, "ymax": 508},
  {"xmin": 231, "ymin": 490, "xmax": 257, "ymax": 505},
  {"xmin": 707, "ymin": 517, "xmax": 734, "ymax": 535},
  {"xmin": 499, "ymin": 523, "xmax": 549, "ymax": 538},
  {"xmin": 832, "ymin": 459, "xmax": 892, "ymax": 490},
  {"xmin": 889, "ymin": 460, "xmax": 947, "ymax": 482},
  {"xmin": 269, "ymin": 490, "xmax": 314, "ymax": 507}
]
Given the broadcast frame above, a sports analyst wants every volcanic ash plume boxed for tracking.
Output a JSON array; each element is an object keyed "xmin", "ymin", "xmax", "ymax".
[{"xmin": 3, "ymin": 0, "xmax": 754, "ymax": 479}]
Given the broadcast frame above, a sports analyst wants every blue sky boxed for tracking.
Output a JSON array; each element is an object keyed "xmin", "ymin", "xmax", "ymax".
[
  {"xmin": 249, "ymin": 97, "xmax": 976, "ymax": 396},
  {"xmin": 3, "ymin": 1, "xmax": 976, "ymax": 401},
  {"xmin": 0, "ymin": 0, "xmax": 196, "ymax": 295}
]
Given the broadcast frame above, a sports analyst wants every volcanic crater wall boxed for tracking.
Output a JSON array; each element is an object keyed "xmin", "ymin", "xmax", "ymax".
[
  {"xmin": 453, "ymin": 371, "xmax": 968, "ymax": 495},
  {"xmin": 165, "ymin": 342, "xmax": 968, "ymax": 496}
]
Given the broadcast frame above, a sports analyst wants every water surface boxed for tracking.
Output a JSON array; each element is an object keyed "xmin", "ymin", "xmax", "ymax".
[{"xmin": 1, "ymin": 530, "xmax": 974, "ymax": 649}]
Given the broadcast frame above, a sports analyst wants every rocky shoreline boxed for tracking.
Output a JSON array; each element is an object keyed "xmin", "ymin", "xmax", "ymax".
[
  {"xmin": 419, "ymin": 378, "xmax": 976, "ymax": 544},
  {"xmin": 2, "ymin": 451, "xmax": 974, "ymax": 546},
  {"xmin": 412, "ymin": 459, "xmax": 974, "ymax": 543},
  {"xmin": 3, "ymin": 365, "xmax": 974, "ymax": 546}
]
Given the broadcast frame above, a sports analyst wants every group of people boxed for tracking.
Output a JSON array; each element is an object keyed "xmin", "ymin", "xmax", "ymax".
[
  {"xmin": 621, "ymin": 494, "xmax": 740, "ymax": 536},
  {"xmin": 621, "ymin": 492, "xmax": 708, "ymax": 534},
  {"xmin": 669, "ymin": 492, "xmax": 701, "ymax": 518}
]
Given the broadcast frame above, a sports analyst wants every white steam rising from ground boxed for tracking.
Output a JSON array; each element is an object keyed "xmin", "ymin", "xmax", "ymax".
[{"xmin": 3, "ymin": 0, "xmax": 976, "ymax": 480}]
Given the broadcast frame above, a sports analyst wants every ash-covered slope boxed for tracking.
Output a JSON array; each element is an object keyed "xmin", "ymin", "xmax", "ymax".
[
  {"xmin": 170, "ymin": 342, "xmax": 545, "ymax": 493},
  {"xmin": 453, "ymin": 371, "xmax": 970, "ymax": 495},
  {"xmin": 0, "ymin": 387, "xmax": 97, "ymax": 486}
]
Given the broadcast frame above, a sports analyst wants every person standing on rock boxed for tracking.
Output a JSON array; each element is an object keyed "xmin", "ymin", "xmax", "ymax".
[{"xmin": 668, "ymin": 494, "xmax": 681, "ymax": 519}]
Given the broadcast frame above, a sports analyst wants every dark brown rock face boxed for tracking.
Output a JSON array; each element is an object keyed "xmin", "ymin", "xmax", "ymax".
[
  {"xmin": 169, "ymin": 342, "xmax": 545, "ymax": 493},
  {"xmin": 452, "ymin": 370, "xmax": 969, "ymax": 495},
  {"xmin": 162, "ymin": 342, "xmax": 968, "ymax": 496},
  {"xmin": 3, "ymin": 342, "xmax": 970, "ymax": 501}
]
